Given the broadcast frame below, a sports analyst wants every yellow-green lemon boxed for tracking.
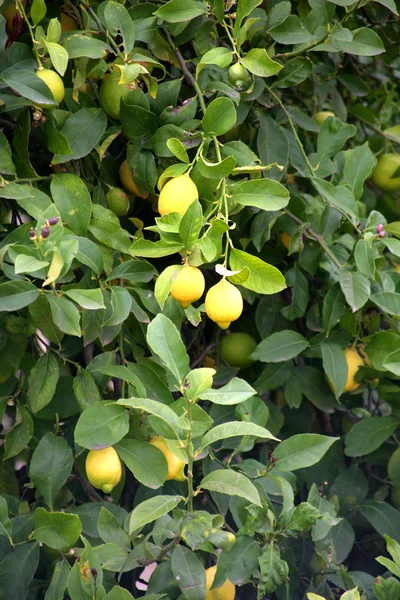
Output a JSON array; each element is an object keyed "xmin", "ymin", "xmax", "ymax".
[
  {"xmin": 100, "ymin": 70, "xmax": 135, "ymax": 120},
  {"xmin": 119, "ymin": 159, "xmax": 148, "ymax": 198},
  {"xmin": 148, "ymin": 437, "xmax": 185, "ymax": 481},
  {"xmin": 85, "ymin": 447, "xmax": 122, "ymax": 493},
  {"xmin": 36, "ymin": 69, "xmax": 65, "ymax": 105},
  {"xmin": 105, "ymin": 186, "xmax": 130, "ymax": 217},
  {"xmin": 372, "ymin": 153, "xmax": 400, "ymax": 192},
  {"xmin": 219, "ymin": 332, "xmax": 257, "ymax": 368},
  {"xmin": 313, "ymin": 111, "xmax": 335, "ymax": 126},
  {"xmin": 158, "ymin": 174, "xmax": 198, "ymax": 216},
  {"xmin": 205, "ymin": 279, "xmax": 243, "ymax": 329},
  {"xmin": 170, "ymin": 264, "xmax": 205, "ymax": 308},
  {"xmin": 205, "ymin": 565, "xmax": 235, "ymax": 600},
  {"xmin": 330, "ymin": 347, "xmax": 364, "ymax": 394}
]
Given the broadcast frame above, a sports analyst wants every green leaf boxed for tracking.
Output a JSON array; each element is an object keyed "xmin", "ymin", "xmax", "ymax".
[
  {"xmin": 97, "ymin": 507, "xmax": 130, "ymax": 550},
  {"xmin": 166, "ymin": 138, "xmax": 190, "ymax": 163},
  {"xmin": 343, "ymin": 142, "xmax": 377, "ymax": 201},
  {"xmin": 0, "ymin": 496, "xmax": 12, "ymax": 540},
  {"xmin": 258, "ymin": 542, "xmax": 289, "ymax": 596},
  {"xmin": 323, "ymin": 284, "xmax": 347, "ymax": 332},
  {"xmin": 34, "ymin": 508, "xmax": 82, "ymax": 550},
  {"xmin": 269, "ymin": 15, "xmax": 315, "ymax": 44},
  {"xmin": 146, "ymin": 314, "xmax": 190, "ymax": 386},
  {"xmin": 359, "ymin": 500, "xmax": 400, "ymax": 542},
  {"xmin": 337, "ymin": 27, "xmax": 385, "ymax": 57},
  {"xmin": 338, "ymin": 271, "xmax": 371, "ymax": 312},
  {"xmin": 229, "ymin": 249, "xmax": 286, "ymax": 294},
  {"xmin": 388, "ymin": 448, "xmax": 400, "ymax": 486},
  {"xmin": 104, "ymin": 287, "xmax": 132, "ymax": 327},
  {"xmin": 371, "ymin": 292, "xmax": 400, "ymax": 317},
  {"xmin": 0, "ymin": 542, "xmax": 40, "ymax": 600},
  {"xmin": 252, "ymin": 330, "xmax": 307, "ymax": 363},
  {"xmin": 104, "ymin": 1, "xmax": 135, "ymax": 55},
  {"xmin": 47, "ymin": 294, "xmax": 81, "ymax": 337},
  {"xmin": 197, "ymin": 154, "xmax": 237, "ymax": 179},
  {"xmin": 0, "ymin": 280, "xmax": 39, "ymax": 312},
  {"xmin": 53, "ymin": 108, "xmax": 108, "ymax": 164},
  {"xmin": 45, "ymin": 560, "xmax": 70, "ymax": 600},
  {"xmin": 14, "ymin": 254, "xmax": 49, "ymax": 275},
  {"xmin": 345, "ymin": 416, "xmax": 398, "ymax": 457},
  {"xmin": 202, "ymin": 97, "xmax": 237, "ymax": 137},
  {"xmin": 241, "ymin": 48, "xmax": 283, "ymax": 77},
  {"xmin": 129, "ymin": 238, "xmax": 184, "ymax": 258},
  {"xmin": 317, "ymin": 117, "xmax": 356, "ymax": 161},
  {"xmin": 232, "ymin": 179, "xmax": 289, "ymax": 210},
  {"xmin": 115, "ymin": 397, "xmax": 185, "ymax": 439},
  {"xmin": 30, "ymin": 433, "xmax": 73, "ymax": 509},
  {"xmin": 200, "ymin": 470, "xmax": 261, "ymax": 506},
  {"xmin": 321, "ymin": 342, "xmax": 348, "ymax": 399},
  {"xmin": 128, "ymin": 495, "xmax": 183, "ymax": 534},
  {"xmin": 45, "ymin": 42, "xmax": 69, "ymax": 76},
  {"xmin": 354, "ymin": 238, "xmax": 377, "ymax": 279},
  {"xmin": 115, "ymin": 439, "xmax": 168, "ymax": 489},
  {"xmin": 1, "ymin": 70, "xmax": 57, "ymax": 107},
  {"xmin": 63, "ymin": 34, "xmax": 113, "ymax": 59},
  {"xmin": 292, "ymin": 366, "xmax": 336, "ymax": 412},
  {"xmin": 154, "ymin": 264, "xmax": 182, "ymax": 310},
  {"xmin": 198, "ymin": 422, "xmax": 278, "ymax": 451},
  {"xmin": 73, "ymin": 367, "xmax": 102, "ymax": 410},
  {"xmin": 4, "ymin": 406, "xmax": 34, "ymax": 460},
  {"xmin": 179, "ymin": 200, "xmax": 204, "ymax": 251},
  {"xmin": 196, "ymin": 47, "xmax": 233, "ymax": 77},
  {"xmin": 74, "ymin": 402, "xmax": 129, "ymax": 449},
  {"xmin": 213, "ymin": 535, "xmax": 261, "ymax": 587},
  {"xmin": 27, "ymin": 352, "xmax": 59, "ymax": 413},
  {"xmin": 64, "ymin": 289, "xmax": 105, "ymax": 310},
  {"xmin": 50, "ymin": 174, "xmax": 91, "ymax": 236},
  {"xmin": 275, "ymin": 57, "xmax": 312, "ymax": 88},
  {"xmin": 154, "ymin": 0, "xmax": 207, "ymax": 22},
  {"xmin": 273, "ymin": 434, "xmax": 339, "ymax": 471},
  {"xmin": 171, "ymin": 546, "xmax": 206, "ymax": 600},
  {"xmin": 198, "ymin": 377, "xmax": 256, "ymax": 405}
]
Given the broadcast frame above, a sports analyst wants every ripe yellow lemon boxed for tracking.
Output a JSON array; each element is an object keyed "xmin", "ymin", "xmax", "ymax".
[
  {"xmin": 372, "ymin": 153, "xmax": 400, "ymax": 192},
  {"xmin": 219, "ymin": 332, "xmax": 257, "ymax": 368},
  {"xmin": 119, "ymin": 159, "xmax": 148, "ymax": 199},
  {"xmin": 205, "ymin": 279, "xmax": 243, "ymax": 329},
  {"xmin": 205, "ymin": 566, "xmax": 235, "ymax": 600},
  {"xmin": 330, "ymin": 348, "xmax": 364, "ymax": 394},
  {"xmin": 313, "ymin": 111, "xmax": 335, "ymax": 126},
  {"xmin": 85, "ymin": 447, "xmax": 122, "ymax": 493},
  {"xmin": 100, "ymin": 70, "xmax": 135, "ymax": 120},
  {"xmin": 158, "ymin": 175, "xmax": 198, "ymax": 216},
  {"xmin": 148, "ymin": 437, "xmax": 185, "ymax": 481},
  {"xmin": 106, "ymin": 186, "xmax": 130, "ymax": 217},
  {"xmin": 36, "ymin": 69, "xmax": 65, "ymax": 105},
  {"xmin": 280, "ymin": 232, "xmax": 291, "ymax": 250},
  {"xmin": 170, "ymin": 264, "xmax": 205, "ymax": 308}
]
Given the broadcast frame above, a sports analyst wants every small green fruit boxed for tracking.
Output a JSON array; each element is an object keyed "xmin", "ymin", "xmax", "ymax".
[
  {"xmin": 228, "ymin": 63, "xmax": 251, "ymax": 90},
  {"xmin": 219, "ymin": 332, "xmax": 257, "ymax": 368},
  {"xmin": 106, "ymin": 186, "xmax": 130, "ymax": 217},
  {"xmin": 313, "ymin": 111, "xmax": 335, "ymax": 126},
  {"xmin": 391, "ymin": 485, "xmax": 400, "ymax": 508},
  {"xmin": 372, "ymin": 153, "xmax": 400, "ymax": 192}
]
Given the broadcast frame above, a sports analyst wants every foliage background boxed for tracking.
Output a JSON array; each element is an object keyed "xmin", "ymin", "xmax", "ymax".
[{"xmin": 0, "ymin": 0, "xmax": 400, "ymax": 598}]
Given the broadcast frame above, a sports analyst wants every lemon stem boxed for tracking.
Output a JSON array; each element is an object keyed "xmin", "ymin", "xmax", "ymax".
[
  {"xmin": 181, "ymin": 386, "xmax": 194, "ymax": 512},
  {"xmin": 16, "ymin": 0, "xmax": 42, "ymax": 68},
  {"xmin": 221, "ymin": 19, "xmax": 241, "ymax": 60}
]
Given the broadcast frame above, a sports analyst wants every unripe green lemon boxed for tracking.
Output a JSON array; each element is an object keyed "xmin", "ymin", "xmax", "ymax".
[
  {"xmin": 119, "ymin": 159, "xmax": 148, "ymax": 198},
  {"xmin": 170, "ymin": 264, "xmax": 205, "ymax": 308},
  {"xmin": 219, "ymin": 332, "xmax": 257, "ymax": 368},
  {"xmin": 205, "ymin": 280, "xmax": 243, "ymax": 329},
  {"xmin": 313, "ymin": 111, "xmax": 335, "ymax": 126},
  {"xmin": 391, "ymin": 485, "xmax": 400, "ymax": 508},
  {"xmin": 105, "ymin": 186, "xmax": 130, "ymax": 217},
  {"xmin": 85, "ymin": 447, "xmax": 122, "ymax": 493},
  {"xmin": 100, "ymin": 70, "xmax": 136, "ymax": 120},
  {"xmin": 372, "ymin": 153, "xmax": 400, "ymax": 192},
  {"xmin": 205, "ymin": 565, "xmax": 235, "ymax": 600},
  {"xmin": 148, "ymin": 437, "xmax": 185, "ymax": 481},
  {"xmin": 36, "ymin": 69, "xmax": 65, "ymax": 105},
  {"xmin": 158, "ymin": 174, "xmax": 198, "ymax": 216},
  {"xmin": 228, "ymin": 63, "xmax": 251, "ymax": 89}
]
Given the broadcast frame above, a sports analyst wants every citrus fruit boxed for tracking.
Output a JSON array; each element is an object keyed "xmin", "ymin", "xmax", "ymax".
[
  {"xmin": 158, "ymin": 174, "xmax": 198, "ymax": 216},
  {"xmin": 119, "ymin": 159, "xmax": 148, "ymax": 198},
  {"xmin": 36, "ymin": 69, "xmax": 65, "ymax": 105},
  {"xmin": 228, "ymin": 63, "xmax": 251, "ymax": 90},
  {"xmin": 85, "ymin": 446, "xmax": 122, "ymax": 493},
  {"xmin": 205, "ymin": 565, "xmax": 235, "ymax": 600},
  {"xmin": 219, "ymin": 332, "xmax": 257, "ymax": 368},
  {"xmin": 148, "ymin": 437, "xmax": 185, "ymax": 481},
  {"xmin": 280, "ymin": 232, "xmax": 291, "ymax": 250},
  {"xmin": 313, "ymin": 111, "xmax": 335, "ymax": 126},
  {"xmin": 105, "ymin": 186, "xmax": 130, "ymax": 217},
  {"xmin": 391, "ymin": 485, "xmax": 400, "ymax": 508},
  {"xmin": 372, "ymin": 153, "xmax": 400, "ymax": 192},
  {"xmin": 205, "ymin": 279, "xmax": 243, "ymax": 329},
  {"xmin": 170, "ymin": 264, "xmax": 205, "ymax": 308},
  {"xmin": 99, "ymin": 70, "xmax": 135, "ymax": 120},
  {"xmin": 330, "ymin": 347, "xmax": 364, "ymax": 394}
]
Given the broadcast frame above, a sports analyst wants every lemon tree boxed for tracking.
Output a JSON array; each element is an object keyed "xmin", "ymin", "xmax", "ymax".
[{"xmin": 0, "ymin": 1, "xmax": 400, "ymax": 599}]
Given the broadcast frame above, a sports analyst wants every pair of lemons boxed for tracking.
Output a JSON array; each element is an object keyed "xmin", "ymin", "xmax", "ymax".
[
  {"xmin": 85, "ymin": 437, "xmax": 186, "ymax": 493},
  {"xmin": 105, "ymin": 160, "xmax": 149, "ymax": 217}
]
